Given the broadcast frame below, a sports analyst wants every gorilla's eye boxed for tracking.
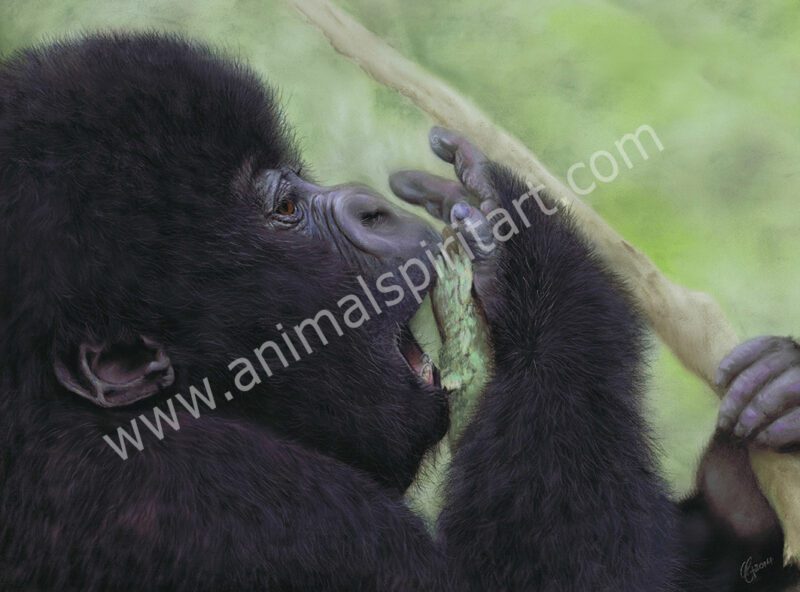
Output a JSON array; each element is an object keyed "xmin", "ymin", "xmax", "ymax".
[{"xmin": 275, "ymin": 199, "xmax": 297, "ymax": 217}]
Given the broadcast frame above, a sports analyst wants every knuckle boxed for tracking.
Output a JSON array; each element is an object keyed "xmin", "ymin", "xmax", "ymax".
[
  {"xmin": 732, "ymin": 378, "xmax": 756, "ymax": 398},
  {"xmin": 747, "ymin": 401, "xmax": 771, "ymax": 420}
]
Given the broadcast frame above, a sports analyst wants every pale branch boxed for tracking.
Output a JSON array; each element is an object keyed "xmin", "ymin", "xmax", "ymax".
[{"xmin": 286, "ymin": 0, "xmax": 800, "ymax": 563}]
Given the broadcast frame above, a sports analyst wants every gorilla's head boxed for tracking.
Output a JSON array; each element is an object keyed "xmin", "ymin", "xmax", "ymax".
[{"xmin": 0, "ymin": 34, "xmax": 447, "ymax": 491}]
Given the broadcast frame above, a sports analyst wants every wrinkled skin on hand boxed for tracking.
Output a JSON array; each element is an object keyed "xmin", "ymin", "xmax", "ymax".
[
  {"xmin": 716, "ymin": 335, "xmax": 800, "ymax": 449},
  {"xmin": 702, "ymin": 336, "xmax": 800, "ymax": 545}
]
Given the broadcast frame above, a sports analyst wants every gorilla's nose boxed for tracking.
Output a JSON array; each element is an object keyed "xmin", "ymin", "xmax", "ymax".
[{"xmin": 333, "ymin": 189, "xmax": 439, "ymax": 262}]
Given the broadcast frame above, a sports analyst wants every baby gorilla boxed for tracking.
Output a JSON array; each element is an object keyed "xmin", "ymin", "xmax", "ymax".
[{"xmin": 0, "ymin": 33, "xmax": 798, "ymax": 591}]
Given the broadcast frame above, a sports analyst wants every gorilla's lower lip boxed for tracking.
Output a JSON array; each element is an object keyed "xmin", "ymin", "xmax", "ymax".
[{"xmin": 398, "ymin": 325, "xmax": 440, "ymax": 387}]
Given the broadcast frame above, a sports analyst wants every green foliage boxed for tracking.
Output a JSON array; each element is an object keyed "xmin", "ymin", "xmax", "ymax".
[{"xmin": 2, "ymin": 0, "xmax": 799, "ymax": 496}]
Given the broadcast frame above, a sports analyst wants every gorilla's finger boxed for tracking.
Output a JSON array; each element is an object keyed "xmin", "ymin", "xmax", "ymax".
[
  {"xmin": 389, "ymin": 170, "xmax": 474, "ymax": 222},
  {"xmin": 428, "ymin": 127, "xmax": 498, "ymax": 206},
  {"xmin": 715, "ymin": 336, "xmax": 791, "ymax": 388},
  {"xmin": 450, "ymin": 202, "xmax": 497, "ymax": 264},
  {"xmin": 755, "ymin": 408, "xmax": 800, "ymax": 449},
  {"xmin": 449, "ymin": 202, "xmax": 498, "ymax": 305},
  {"xmin": 718, "ymin": 349, "xmax": 800, "ymax": 433},
  {"xmin": 479, "ymin": 199, "xmax": 500, "ymax": 216},
  {"xmin": 734, "ymin": 367, "xmax": 800, "ymax": 439}
]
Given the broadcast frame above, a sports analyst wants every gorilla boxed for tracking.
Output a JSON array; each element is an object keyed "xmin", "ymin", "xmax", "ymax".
[{"xmin": 0, "ymin": 33, "xmax": 798, "ymax": 591}]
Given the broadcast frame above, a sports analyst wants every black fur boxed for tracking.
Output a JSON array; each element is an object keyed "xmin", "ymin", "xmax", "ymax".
[
  {"xmin": 0, "ymin": 33, "xmax": 792, "ymax": 591},
  {"xmin": 438, "ymin": 164, "xmax": 680, "ymax": 590}
]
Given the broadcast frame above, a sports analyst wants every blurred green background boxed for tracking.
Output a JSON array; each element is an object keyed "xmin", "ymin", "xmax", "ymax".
[{"xmin": 2, "ymin": 0, "xmax": 798, "ymax": 496}]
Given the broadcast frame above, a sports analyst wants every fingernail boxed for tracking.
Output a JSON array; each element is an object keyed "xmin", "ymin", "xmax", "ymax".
[
  {"xmin": 429, "ymin": 128, "xmax": 445, "ymax": 148},
  {"xmin": 754, "ymin": 432, "xmax": 770, "ymax": 447},
  {"xmin": 452, "ymin": 202, "xmax": 470, "ymax": 221},
  {"xmin": 733, "ymin": 423, "xmax": 747, "ymax": 438},
  {"xmin": 429, "ymin": 128, "xmax": 456, "ymax": 162},
  {"xmin": 430, "ymin": 126, "xmax": 451, "ymax": 142},
  {"xmin": 717, "ymin": 415, "xmax": 731, "ymax": 431},
  {"xmin": 714, "ymin": 368, "xmax": 724, "ymax": 387}
]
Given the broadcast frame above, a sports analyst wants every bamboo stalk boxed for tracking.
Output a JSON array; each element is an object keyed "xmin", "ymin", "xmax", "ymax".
[{"xmin": 286, "ymin": 0, "xmax": 800, "ymax": 564}]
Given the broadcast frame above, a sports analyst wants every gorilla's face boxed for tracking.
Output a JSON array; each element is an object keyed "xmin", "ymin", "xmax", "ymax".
[
  {"xmin": 223, "ymin": 162, "xmax": 448, "ymax": 491},
  {"xmin": 252, "ymin": 163, "xmax": 444, "ymax": 379},
  {"xmin": 228, "ymin": 159, "xmax": 449, "ymax": 490},
  {"xmin": 0, "ymin": 35, "xmax": 448, "ymax": 491}
]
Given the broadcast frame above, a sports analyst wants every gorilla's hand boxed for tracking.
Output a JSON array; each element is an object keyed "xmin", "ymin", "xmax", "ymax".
[
  {"xmin": 696, "ymin": 336, "xmax": 800, "ymax": 544},
  {"xmin": 389, "ymin": 127, "xmax": 501, "ymax": 307},
  {"xmin": 716, "ymin": 336, "xmax": 800, "ymax": 449}
]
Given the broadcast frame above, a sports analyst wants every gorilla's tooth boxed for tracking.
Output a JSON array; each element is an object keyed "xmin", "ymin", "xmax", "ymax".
[
  {"xmin": 408, "ymin": 294, "xmax": 442, "ymax": 366},
  {"xmin": 420, "ymin": 353, "xmax": 434, "ymax": 384}
]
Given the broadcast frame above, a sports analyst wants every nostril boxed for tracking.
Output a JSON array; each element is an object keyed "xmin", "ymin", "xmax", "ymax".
[{"xmin": 360, "ymin": 209, "xmax": 389, "ymax": 227}]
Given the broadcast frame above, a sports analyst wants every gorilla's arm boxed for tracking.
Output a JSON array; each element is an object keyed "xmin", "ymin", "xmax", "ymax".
[
  {"xmin": 392, "ymin": 129, "xmax": 800, "ymax": 591},
  {"xmin": 394, "ymin": 129, "xmax": 679, "ymax": 591}
]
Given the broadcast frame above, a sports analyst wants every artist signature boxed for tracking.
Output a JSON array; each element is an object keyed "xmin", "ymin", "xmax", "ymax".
[{"xmin": 740, "ymin": 555, "xmax": 774, "ymax": 584}]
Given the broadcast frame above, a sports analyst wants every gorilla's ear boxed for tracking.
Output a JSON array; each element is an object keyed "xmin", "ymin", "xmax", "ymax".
[{"xmin": 54, "ymin": 336, "xmax": 175, "ymax": 408}]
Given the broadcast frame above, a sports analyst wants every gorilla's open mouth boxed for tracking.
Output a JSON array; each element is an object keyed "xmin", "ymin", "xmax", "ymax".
[{"xmin": 398, "ymin": 325, "xmax": 440, "ymax": 388}]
